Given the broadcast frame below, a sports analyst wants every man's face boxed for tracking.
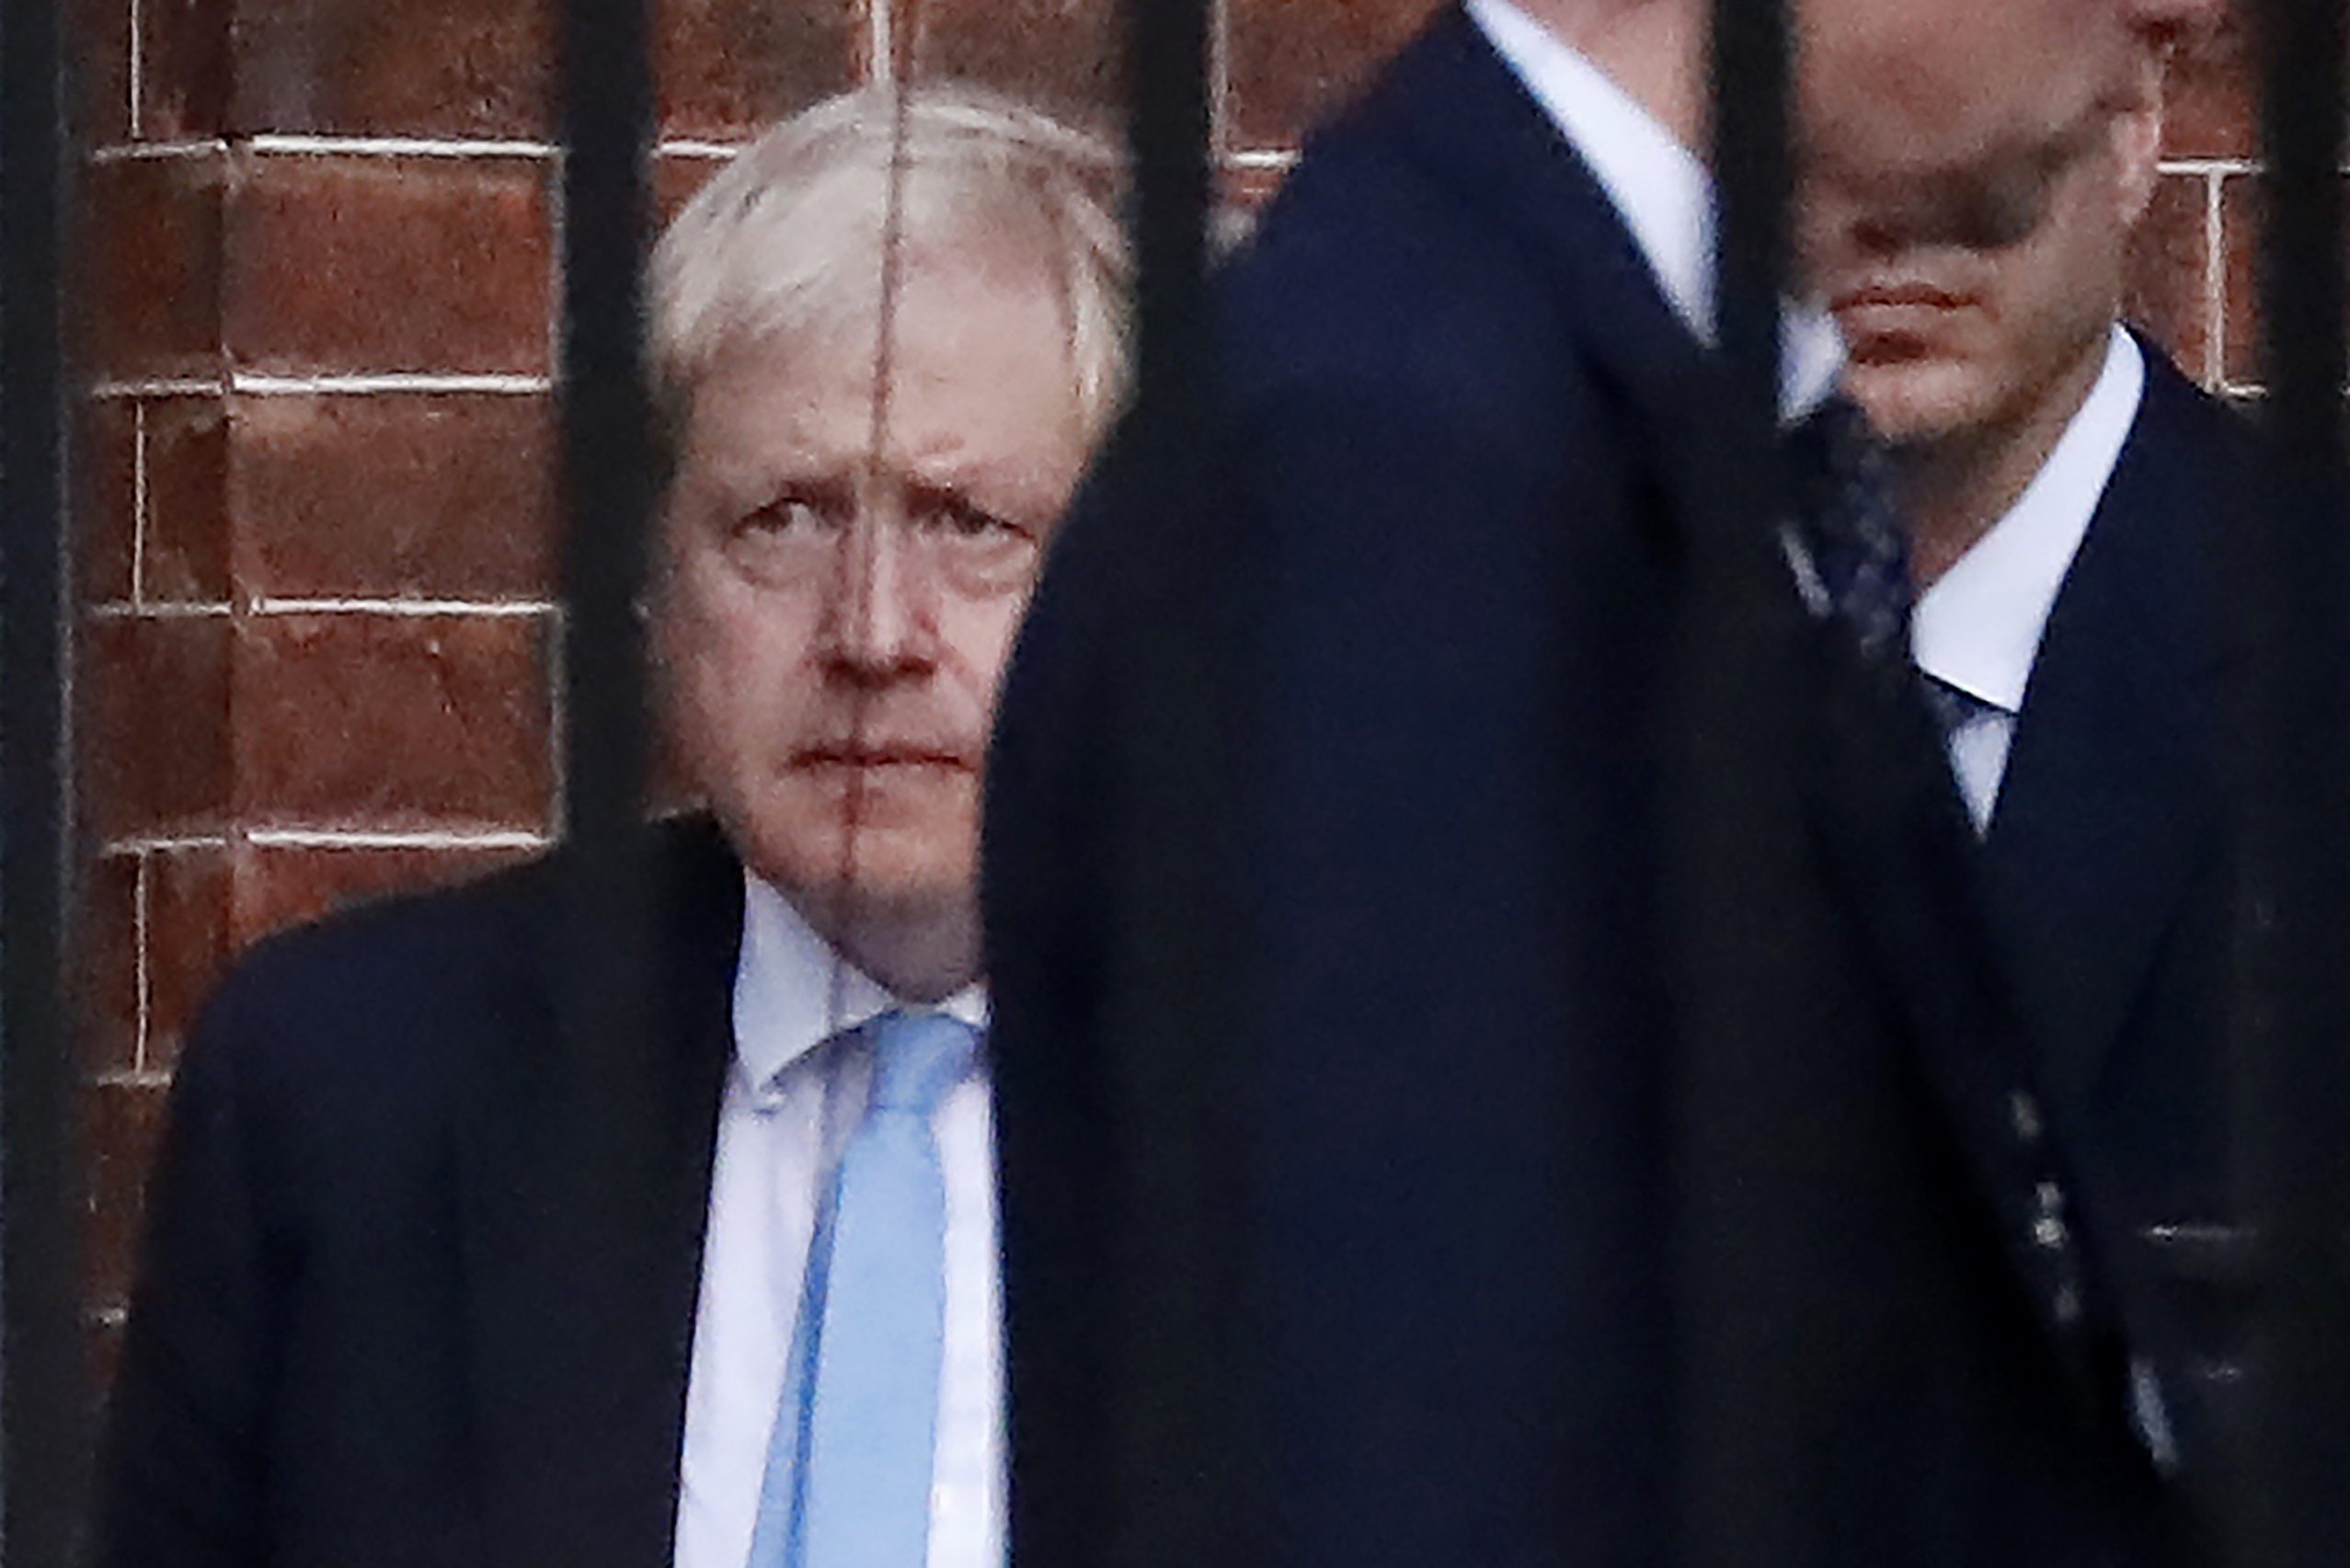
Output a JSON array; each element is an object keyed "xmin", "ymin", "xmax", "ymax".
[
  {"xmin": 1793, "ymin": 0, "xmax": 2164, "ymax": 445},
  {"xmin": 654, "ymin": 250, "xmax": 1087, "ymax": 933}
]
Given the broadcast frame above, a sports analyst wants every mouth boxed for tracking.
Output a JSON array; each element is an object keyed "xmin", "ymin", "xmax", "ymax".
[
  {"xmin": 1833, "ymin": 280, "xmax": 1971, "ymax": 313},
  {"xmin": 791, "ymin": 744, "xmax": 977, "ymax": 774},
  {"xmin": 1832, "ymin": 282, "xmax": 1975, "ymax": 363}
]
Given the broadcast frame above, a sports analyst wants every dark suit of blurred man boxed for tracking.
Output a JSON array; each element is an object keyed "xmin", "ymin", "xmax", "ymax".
[{"xmin": 984, "ymin": 1, "xmax": 2228, "ymax": 1565}]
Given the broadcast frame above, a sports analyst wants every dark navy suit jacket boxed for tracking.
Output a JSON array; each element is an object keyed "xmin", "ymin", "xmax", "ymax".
[
  {"xmin": 984, "ymin": 12, "xmax": 2199, "ymax": 1568},
  {"xmin": 1982, "ymin": 341, "xmax": 2256, "ymax": 1487},
  {"xmin": 94, "ymin": 819, "xmax": 747, "ymax": 1568}
]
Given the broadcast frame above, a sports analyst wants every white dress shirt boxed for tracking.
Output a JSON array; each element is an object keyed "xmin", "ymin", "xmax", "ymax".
[
  {"xmin": 674, "ymin": 874, "xmax": 1000, "ymax": 1568},
  {"xmin": 1912, "ymin": 325, "xmax": 2145, "ymax": 830},
  {"xmin": 1466, "ymin": 0, "xmax": 1842, "ymax": 418}
]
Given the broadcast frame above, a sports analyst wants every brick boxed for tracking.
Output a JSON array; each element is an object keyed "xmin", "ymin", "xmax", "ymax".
[
  {"xmin": 225, "ymin": 155, "xmax": 553, "ymax": 375},
  {"xmin": 80, "ymin": 612, "xmax": 234, "ymax": 842},
  {"xmin": 229, "ymin": 394, "xmax": 556, "ymax": 601},
  {"xmin": 84, "ymin": 1079, "xmax": 172, "ymax": 1311},
  {"xmin": 2161, "ymin": 8, "xmax": 2256, "ymax": 163},
  {"xmin": 229, "ymin": 612, "xmax": 555, "ymax": 829},
  {"xmin": 2218, "ymin": 172, "xmax": 2350, "ymax": 391},
  {"xmin": 656, "ymin": 151, "xmax": 733, "ymax": 228},
  {"xmin": 231, "ymin": 0, "xmax": 552, "ymax": 139},
  {"xmin": 146, "ymin": 843, "xmax": 235, "ymax": 1075},
  {"xmin": 80, "ymin": 153, "xmax": 226, "ymax": 383},
  {"xmin": 656, "ymin": 0, "xmax": 862, "ymax": 142},
  {"xmin": 140, "ymin": 0, "xmax": 232, "ymax": 139},
  {"xmin": 78, "ymin": 853, "xmax": 143, "ymax": 1079},
  {"xmin": 1226, "ymin": 0, "xmax": 1443, "ymax": 152},
  {"xmin": 146, "ymin": 395, "xmax": 235, "ymax": 602},
  {"xmin": 911, "ymin": 0, "xmax": 1124, "ymax": 132},
  {"xmin": 2126, "ymin": 173, "xmax": 2214, "ymax": 389},
  {"xmin": 73, "ymin": 0, "xmax": 132, "ymax": 144},
  {"xmin": 235, "ymin": 841, "xmax": 537, "ymax": 944},
  {"xmin": 80, "ymin": 399, "xmax": 137, "ymax": 605}
]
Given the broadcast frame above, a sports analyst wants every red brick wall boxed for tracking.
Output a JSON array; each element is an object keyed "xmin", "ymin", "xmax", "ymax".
[{"xmin": 66, "ymin": 0, "xmax": 2263, "ymax": 1384}]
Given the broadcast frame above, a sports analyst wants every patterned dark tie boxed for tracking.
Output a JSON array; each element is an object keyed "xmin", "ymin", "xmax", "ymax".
[{"xmin": 1783, "ymin": 393, "xmax": 1913, "ymax": 666}]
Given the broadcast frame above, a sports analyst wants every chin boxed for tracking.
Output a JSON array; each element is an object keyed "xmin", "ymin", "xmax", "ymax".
[
  {"xmin": 739, "ymin": 810, "xmax": 975, "ymax": 920},
  {"xmin": 1840, "ymin": 361, "xmax": 1989, "ymax": 449}
]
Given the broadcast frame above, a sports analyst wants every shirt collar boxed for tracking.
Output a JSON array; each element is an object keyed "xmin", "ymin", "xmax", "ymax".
[
  {"xmin": 731, "ymin": 871, "xmax": 989, "ymax": 1094},
  {"xmin": 1908, "ymin": 326, "xmax": 2152, "ymax": 719},
  {"xmin": 1464, "ymin": 0, "xmax": 1842, "ymax": 418},
  {"xmin": 1912, "ymin": 325, "xmax": 2144, "ymax": 715}
]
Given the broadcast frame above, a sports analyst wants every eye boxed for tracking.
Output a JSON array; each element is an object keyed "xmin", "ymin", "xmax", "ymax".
[
  {"xmin": 912, "ymin": 487, "xmax": 1032, "ymax": 544},
  {"xmin": 720, "ymin": 486, "xmax": 847, "ymax": 587},
  {"xmin": 738, "ymin": 493, "xmax": 836, "ymax": 539}
]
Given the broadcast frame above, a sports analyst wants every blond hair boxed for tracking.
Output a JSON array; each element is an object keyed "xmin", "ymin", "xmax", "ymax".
[{"xmin": 649, "ymin": 86, "xmax": 1131, "ymax": 470}]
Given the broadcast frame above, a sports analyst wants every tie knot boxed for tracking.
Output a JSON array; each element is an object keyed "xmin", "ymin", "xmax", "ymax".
[{"xmin": 865, "ymin": 1010, "xmax": 977, "ymax": 1119}]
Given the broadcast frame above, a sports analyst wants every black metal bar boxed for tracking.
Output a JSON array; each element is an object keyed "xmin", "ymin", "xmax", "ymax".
[
  {"xmin": 554, "ymin": 0, "xmax": 662, "ymax": 1382},
  {"xmin": 1128, "ymin": 0, "xmax": 1213, "ymax": 418},
  {"xmin": 557, "ymin": 0, "xmax": 657, "ymax": 858},
  {"xmin": 2235, "ymin": 0, "xmax": 2350, "ymax": 1560},
  {"xmin": 1104, "ymin": 0, "xmax": 1240, "ymax": 1564},
  {"xmin": 1677, "ymin": 2, "xmax": 1799, "ymax": 1563},
  {"xmin": 0, "ymin": 0, "xmax": 90, "ymax": 1551}
]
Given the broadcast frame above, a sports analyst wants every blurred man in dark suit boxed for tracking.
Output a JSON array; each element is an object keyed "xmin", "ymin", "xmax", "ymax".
[
  {"xmin": 983, "ymin": 1, "xmax": 2230, "ymax": 1565},
  {"xmin": 94, "ymin": 86, "xmax": 1126, "ymax": 1568},
  {"xmin": 1802, "ymin": 0, "xmax": 2247, "ymax": 1492}
]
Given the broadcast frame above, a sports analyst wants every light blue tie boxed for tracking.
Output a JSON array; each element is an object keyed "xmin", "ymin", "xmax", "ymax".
[{"xmin": 748, "ymin": 1010, "xmax": 979, "ymax": 1568}]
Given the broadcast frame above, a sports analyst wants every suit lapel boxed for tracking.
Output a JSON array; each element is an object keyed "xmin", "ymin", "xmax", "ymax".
[
  {"xmin": 1982, "ymin": 353, "xmax": 2231, "ymax": 1113},
  {"xmin": 461, "ymin": 819, "xmax": 741, "ymax": 1566},
  {"xmin": 1374, "ymin": 6, "xmax": 1725, "ymax": 487}
]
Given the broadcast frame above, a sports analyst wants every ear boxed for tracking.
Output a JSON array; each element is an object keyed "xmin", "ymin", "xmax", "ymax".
[{"xmin": 2114, "ymin": 51, "xmax": 2166, "ymax": 227}]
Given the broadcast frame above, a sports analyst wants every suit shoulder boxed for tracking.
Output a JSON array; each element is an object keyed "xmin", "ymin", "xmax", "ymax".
[
  {"xmin": 1219, "ymin": 133, "xmax": 1577, "ymax": 415},
  {"xmin": 181, "ymin": 818, "xmax": 730, "ymax": 1107}
]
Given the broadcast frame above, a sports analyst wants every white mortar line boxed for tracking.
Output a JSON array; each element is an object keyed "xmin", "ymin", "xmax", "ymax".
[
  {"xmin": 2203, "ymin": 168, "xmax": 2228, "ymax": 391},
  {"xmin": 248, "ymin": 596, "xmax": 557, "ymax": 617},
  {"xmin": 90, "ymin": 376, "xmax": 227, "ymax": 400},
  {"xmin": 1225, "ymin": 146, "xmax": 1299, "ymax": 171},
  {"xmin": 126, "ymin": 0, "xmax": 143, "ymax": 139},
  {"xmin": 86, "ymin": 600, "xmax": 233, "ymax": 619},
  {"xmin": 660, "ymin": 139, "xmax": 744, "ymax": 160},
  {"xmin": 89, "ymin": 1068, "xmax": 178, "ymax": 1091},
  {"xmin": 2156, "ymin": 156, "xmax": 2262, "ymax": 177},
  {"xmin": 86, "ymin": 1305, "xmax": 132, "ymax": 1328},
  {"xmin": 233, "ymin": 372, "xmax": 551, "ymax": 395},
  {"xmin": 86, "ymin": 138, "xmax": 231, "ymax": 164},
  {"xmin": 104, "ymin": 834, "xmax": 232, "ymax": 854},
  {"xmin": 246, "ymin": 132, "xmax": 557, "ymax": 159},
  {"xmin": 133, "ymin": 853, "xmax": 152, "ymax": 1073},
  {"xmin": 243, "ymin": 827, "xmax": 552, "ymax": 850},
  {"xmin": 131, "ymin": 402, "xmax": 149, "ymax": 606}
]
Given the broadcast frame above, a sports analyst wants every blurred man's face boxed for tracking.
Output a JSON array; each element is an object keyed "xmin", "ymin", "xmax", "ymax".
[
  {"xmin": 1793, "ymin": 0, "xmax": 2163, "ymax": 444},
  {"xmin": 655, "ymin": 248, "xmax": 1087, "ymax": 938}
]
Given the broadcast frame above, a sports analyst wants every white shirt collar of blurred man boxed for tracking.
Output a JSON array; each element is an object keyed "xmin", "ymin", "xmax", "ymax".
[{"xmin": 1467, "ymin": 0, "xmax": 1844, "ymax": 420}]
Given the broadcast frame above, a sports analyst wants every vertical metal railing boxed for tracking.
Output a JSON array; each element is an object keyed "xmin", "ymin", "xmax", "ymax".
[
  {"xmin": 555, "ymin": 0, "xmax": 661, "ymax": 1266},
  {"xmin": 2238, "ymin": 0, "xmax": 2350, "ymax": 1559},
  {"xmin": 1098, "ymin": 2, "xmax": 1252, "ymax": 1565},
  {"xmin": 1672, "ymin": 2, "xmax": 1802, "ymax": 1562},
  {"xmin": 0, "ymin": 0, "xmax": 89, "ymax": 1553}
]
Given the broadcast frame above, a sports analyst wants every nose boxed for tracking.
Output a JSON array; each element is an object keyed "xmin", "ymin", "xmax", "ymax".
[{"xmin": 820, "ymin": 496, "xmax": 939, "ymax": 681}]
